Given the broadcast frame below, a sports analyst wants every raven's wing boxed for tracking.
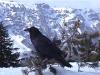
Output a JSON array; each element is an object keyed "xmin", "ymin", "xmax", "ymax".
[
  {"xmin": 31, "ymin": 34, "xmax": 72, "ymax": 67},
  {"xmin": 31, "ymin": 34, "xmax": 63, "ymax": 59}
]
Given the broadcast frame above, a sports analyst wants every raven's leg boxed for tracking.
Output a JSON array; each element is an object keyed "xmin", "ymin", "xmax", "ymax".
[{"xmin": 49, "ymin": 65, "xmax": 57, "ymax": 75}]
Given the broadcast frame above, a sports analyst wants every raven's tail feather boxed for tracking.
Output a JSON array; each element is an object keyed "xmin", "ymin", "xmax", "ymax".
[{"xmin": 57, "ymin": 58, "xmax": 72, "ymax": 67}]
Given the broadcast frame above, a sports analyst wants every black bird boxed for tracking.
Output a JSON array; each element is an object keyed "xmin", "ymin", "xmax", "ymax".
[{"xmin": 24, "ymin": 26, "xmax": 72, "ymax": 67}]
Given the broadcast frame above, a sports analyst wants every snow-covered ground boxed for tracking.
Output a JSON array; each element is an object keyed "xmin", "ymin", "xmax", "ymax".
[{"xmin": 0, "ymin": 63, "xmax": 100, "ymax": 75}]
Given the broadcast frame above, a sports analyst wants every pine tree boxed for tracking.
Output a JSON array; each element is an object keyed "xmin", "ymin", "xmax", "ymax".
[{"xmin": 0, "ymin": 22, "xmax": 20, "ymax": 67}]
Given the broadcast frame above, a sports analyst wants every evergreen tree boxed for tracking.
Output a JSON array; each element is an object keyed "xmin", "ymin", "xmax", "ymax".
[{"xmin": 0, "ymin": 22, "xmax": 20, "ymax": 67}]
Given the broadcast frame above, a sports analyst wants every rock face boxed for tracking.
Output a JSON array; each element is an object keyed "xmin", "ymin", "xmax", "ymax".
[{"xmin": 0, "ymin": 1, "xmax": 100, "ymax": 53}]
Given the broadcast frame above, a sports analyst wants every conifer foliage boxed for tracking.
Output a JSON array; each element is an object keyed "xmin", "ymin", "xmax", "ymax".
[{"xmin": 0, "ymin": 22, "xmax": 20, "ymax": 67}]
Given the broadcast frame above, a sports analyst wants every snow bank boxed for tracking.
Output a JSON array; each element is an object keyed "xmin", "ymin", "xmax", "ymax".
[
  {"xmin": 43, "ymin": 67, "xmax": 100, "ymax": 75},
  {"xmin": 66, "ymin": 63, "xmax": 100, "ymax": 73},
  {"xmin": 0, "ymin": 67, "xmax": 22, "ymax": 75},
  {"xmin": 0, "ymin": 63, "xmax": 100, "ymax": 75}
]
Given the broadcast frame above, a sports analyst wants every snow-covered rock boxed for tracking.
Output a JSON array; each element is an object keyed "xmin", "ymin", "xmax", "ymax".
[{"xmin": 0, "ymin": 1, "xmax": 100, "ymax": 56}]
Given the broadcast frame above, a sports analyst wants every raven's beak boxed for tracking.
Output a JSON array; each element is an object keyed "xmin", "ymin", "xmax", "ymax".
[{"xmin": 24, "ymin": 28, "xmax": 29, "ymax": 31}]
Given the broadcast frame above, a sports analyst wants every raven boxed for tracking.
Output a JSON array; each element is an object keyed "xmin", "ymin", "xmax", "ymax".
[{"xmin": 24, "ymin": 26, "xmax": 72, "ymax": 67}]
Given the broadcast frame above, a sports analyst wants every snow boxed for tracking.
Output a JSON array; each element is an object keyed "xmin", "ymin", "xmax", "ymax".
[
  {"xmin": 43, "ymin": 66, "xmax": 100, "ymax": 75},
  {"xmin": 0, "ymin": 0, "xmax": 20, "ymax": 7},
  {"xmin": 65, "ymin": 13, "xmax": 75, "ymax": 22},
  {"xmin": 0, "ymin": 63, "xmax": 100, "ymax": 75},
  {"xmin": 6, "ymin": 0, "xmax": 100, "ymax": 10},
  {"xmin": 66, "ymin": 63, "xmax": 100, "ymax": 73},
  {"xmin": 77, "ymin": 28, "xmax": 82, "ymax": 34},
  {"xmin": 8, "ymin": 30, "xmax": 31, "ymax": 52}
]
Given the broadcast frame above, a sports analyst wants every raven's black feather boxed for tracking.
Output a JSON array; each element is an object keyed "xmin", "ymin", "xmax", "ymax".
[{"xmin": 25, "ymin": 26, "xmax": 72, "ymax": 67}]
